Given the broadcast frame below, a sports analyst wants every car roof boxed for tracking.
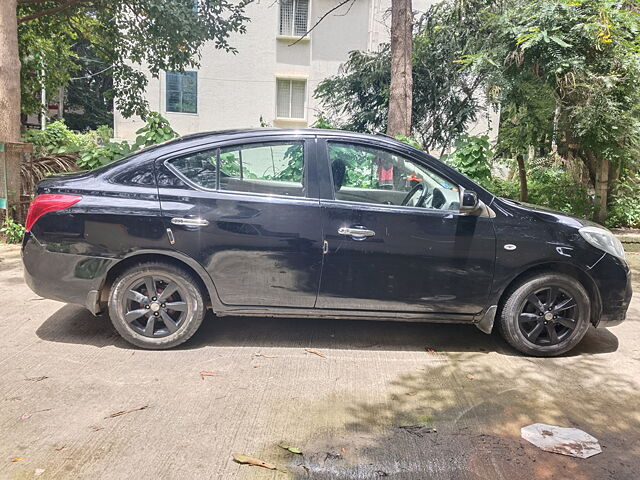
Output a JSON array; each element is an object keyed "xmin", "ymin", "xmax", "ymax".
[{"xmin": 149, "ymin": 128, "xmax": 410, "ymax": 154}]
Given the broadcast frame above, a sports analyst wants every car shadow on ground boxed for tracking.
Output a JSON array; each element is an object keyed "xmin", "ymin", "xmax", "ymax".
[{"xmin": 36, "ymin": 304, "xmax": 619, "ymax": 357}]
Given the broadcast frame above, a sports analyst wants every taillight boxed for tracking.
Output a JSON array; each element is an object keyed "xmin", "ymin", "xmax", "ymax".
[{"xmin": 25, "ymin": 194, "xmax": 82, "ymax": 232}]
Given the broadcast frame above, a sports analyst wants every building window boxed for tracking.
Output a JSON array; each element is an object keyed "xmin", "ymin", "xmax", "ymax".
[
  {"xmin": 166, "ymin": 71, "xmax": 197, "ymax": 114},
  {"xmin": 279, "ymin": 0, "xmax": 309, "ymax": 37},
  {"xmin": 276, "ymin": 79, "xmax": 306, "ymax": 119}
]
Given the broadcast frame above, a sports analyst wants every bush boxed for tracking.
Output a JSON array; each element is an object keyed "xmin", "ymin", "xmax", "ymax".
[
  {"xmin": 606, "ymin": 175, "xmax": 640, "ymax": 229},
  {"xmin": 1, "ymin": 218, "xmax": 25, "ymax": 244},
  {"xmin": 444, "ymin": 135, "xmax": 492, "ymax": 188},
  {"xmin": 24, "ymin": 113, "xmax": 178, "ymax": 171}
]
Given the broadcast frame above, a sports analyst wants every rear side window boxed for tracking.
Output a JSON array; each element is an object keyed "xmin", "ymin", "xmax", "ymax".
[
  {"xmin": 219, "ymin": 141, "xmax": 304, "ymax": 197},
  {"xmin": 166, "ymin": 141, "xmax": 306, "ymax": 198},
  {"xmin": 168, "ymin": 148, "xmax": 218, "ymax": 189}
]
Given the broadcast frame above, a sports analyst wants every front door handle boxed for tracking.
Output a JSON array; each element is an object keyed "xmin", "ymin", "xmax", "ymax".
[
  {"xmin": 338, "ymin": 226, "xmax": 375, "ymax": 240},
  {"xmin": 171, "ymin": 217, "xmax": 209, "ymax": 227}
]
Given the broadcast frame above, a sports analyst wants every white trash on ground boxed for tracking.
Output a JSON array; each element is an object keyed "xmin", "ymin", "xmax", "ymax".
[{"xmin": 521, "ymin": 423, "xmax": 602, "ymax": 459}]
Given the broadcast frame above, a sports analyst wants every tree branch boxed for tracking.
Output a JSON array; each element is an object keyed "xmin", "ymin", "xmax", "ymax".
[
  {"xmin": 18, "ymin": 0, "xmax": 56, "ymax": 5},
  {"xmin": 19, "ymin": 0, "xmax": 91, "ymax": 23},
  {"xmin": 288, "ymin": 0, "xmax": 355, "ymax": 46}
]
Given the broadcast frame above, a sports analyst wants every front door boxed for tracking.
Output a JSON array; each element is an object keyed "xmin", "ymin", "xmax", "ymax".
[
  {"xmin": 156, "ymin": 137, "xmax": 323, "ymax": 308},
  {"xmin": 316, "ymin": 140, "xmax": 496, "ymax": 315}
]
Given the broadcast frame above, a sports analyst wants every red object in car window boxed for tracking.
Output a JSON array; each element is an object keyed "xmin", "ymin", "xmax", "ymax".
[{"xmin": 25, "ymin": 194, "xmax": 82, "ymax": 232}]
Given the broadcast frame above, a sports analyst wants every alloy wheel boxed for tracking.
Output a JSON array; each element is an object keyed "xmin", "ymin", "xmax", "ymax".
[
  {"xmin": 518, "ymin": 286, "xmax": 579, "ymax": 346},
  {"xmin": 122, "ymin": 275, "xmax": 188, "ymax": 338}
]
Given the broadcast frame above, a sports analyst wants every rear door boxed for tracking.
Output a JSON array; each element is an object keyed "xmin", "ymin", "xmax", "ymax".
[
  {"xmin": 316, "ymin": 139, "xmax": 496, "ymax": 315},
  {"xmin": 155, "ymin": 135, "xmax": 323, "ymax": 308}
]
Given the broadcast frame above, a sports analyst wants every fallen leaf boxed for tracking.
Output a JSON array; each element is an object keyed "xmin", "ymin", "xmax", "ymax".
[
  {"xmin": 90, "ymin": 425, "xmax": 104, "ymax": 431},
  {"xmin": 232, "ymin": 453, "xmax": 277, "ymax": 470},
  {"xmin": 54, "ymin": 446, "xmax": 66, "ymax": 451},
  {"xmin": 466, "ymin": 373, "xmax": 475, "ymax": 380},
  {"xmin": 10, "ymin": 457, "xmax": 25, "ymax": 462},
  {"xmin": 35, "ymin": 468, "xmax": 46, "ymax": 476},
  {"xmin": 20, "ymin": 413, "xmax": 31, "ymax": 420},
  {"xmin": 254, "ymin": 353, "xmax": 278, "ymax": 358},
  {"xmin": 304, "ymin": 348, "xmax": 326, "ymax": 358},
  {"xmin": 278, "ymin": 443, "xmax": 303, "ymax": 454},
  {"xmin": 253, "ymin": 365, "xmax": 261, "ymax": 368},
  {"xmin": 425, "ymin": 348, "xmax": 436, "ymax": 353},
  {"xmin": 199, "ymin": 370, "xmax": 219, "ymax": 380},
  {"xmin": 406, "ymin": 392, "xmax": 418, "ymax": 396},
  {"xmin": 104, "ymin": 405, "xmax": 148, "ymax": 419}
]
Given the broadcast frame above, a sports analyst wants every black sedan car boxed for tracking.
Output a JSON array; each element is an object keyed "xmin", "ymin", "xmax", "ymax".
[{"xmin": 22, "ymin": 129, "xmax": 631, "ymax": 356}]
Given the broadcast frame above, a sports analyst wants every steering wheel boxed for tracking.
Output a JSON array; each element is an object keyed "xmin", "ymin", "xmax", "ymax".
[{"xmin": 401, "ymin": 183, "xmax": 428, "ymax": 207}]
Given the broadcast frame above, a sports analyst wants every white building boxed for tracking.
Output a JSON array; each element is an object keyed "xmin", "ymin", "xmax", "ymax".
[{"xmin": 113, "ymin": 0, "xmax": 495, "ymax": 142}]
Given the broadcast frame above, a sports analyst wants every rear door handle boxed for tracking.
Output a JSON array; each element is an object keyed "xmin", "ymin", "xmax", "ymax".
[
  {"xmin": 338, "ymin": 226, "xmax": 375, "ymax": 240},
  {"xmin": 171, "ymin": 217, "xmax": 209, "ymax": 227}
]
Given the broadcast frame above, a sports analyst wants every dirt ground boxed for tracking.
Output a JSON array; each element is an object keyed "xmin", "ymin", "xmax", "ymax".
[{"xmin": 1, "ymin": 243, "xmax": 639, "ymax": 480}]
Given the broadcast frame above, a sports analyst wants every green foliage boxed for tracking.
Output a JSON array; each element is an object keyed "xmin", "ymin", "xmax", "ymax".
[
  {"xmin": 445, "ymin": 135, "xmax": 493, "ymax": 187},
  {"xmin": 314, "ymin": 0, "xmax": 505, "ymax": 152},
  {"xmin": 272, "ymin": 144, "xmax": 304, "ymax": 182},
  {"xmin": 1, "ymin": 218, "xmax": 25, "ymax": 244},
  {"xmin": 17, "ymin": 0, "xmax": 251, "ymax": 119},
  {"xmin": 24, "ymin": 113, "xmax": 178, "ymax": 171},
  {"xmin": 490, "ymin": 163, "xmax": 594, "ymax": 219},
  {"xmin": 607, "ymin": 173, "xmax": 640, "ymax": 228},
  {"xmin": 64, "ymin": 40, "xmax": 114, "ymax": 131},
  {"xmin": 394, "ymin": 135, "xmax": 422, "ymax": 150},
  {"xmin": 526, "ymin": 166, "xmax": 594, "ymax": 218},
  {"xmin": 133, "ymin": 112, "xmax": 178, "ymax": 148},
  {"xmin": 22, "ymin": 121, "xmax": 96, "ymax": 156}
]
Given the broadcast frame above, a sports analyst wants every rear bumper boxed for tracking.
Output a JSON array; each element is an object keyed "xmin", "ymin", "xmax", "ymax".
[
  {"xmin": 591, "ymin": 254, "xmax": 632, "ymax": 328},
  {"xmin": 22, "ymin": 233, "xmax": 114, "ymax": 313}
]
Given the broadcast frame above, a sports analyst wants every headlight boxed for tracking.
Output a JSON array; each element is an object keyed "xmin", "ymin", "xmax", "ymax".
[{"xmin": 579, "ymin": 226, "xmax": 625, "ymax": 260}]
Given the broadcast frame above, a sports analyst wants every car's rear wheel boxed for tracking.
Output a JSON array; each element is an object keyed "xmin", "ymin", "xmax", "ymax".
[
  {"xmin": 498, "ymin": 273, "xmax": 591, "ymax": 357},
  {"xmin": 108, "ymin": 262, "xmax": 205, "ymax": 349}
]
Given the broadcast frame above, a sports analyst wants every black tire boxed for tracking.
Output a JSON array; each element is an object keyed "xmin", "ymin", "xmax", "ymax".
[
  {"xmin": 498, "ymin": 273, "xmax": 591, "ymax": 357},
  {"xmin": 108, "ymin": 262, "xmax": 206, "ymax": 349}
]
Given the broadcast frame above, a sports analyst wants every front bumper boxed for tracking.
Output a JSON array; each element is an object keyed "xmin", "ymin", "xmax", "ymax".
[
  {"xmin": 22, "ymin": 233, "xmax": 115, "ymax": 312},
  {"xmin": 591, "ymin": 253, "xmax": 633, "ymax": 328}
]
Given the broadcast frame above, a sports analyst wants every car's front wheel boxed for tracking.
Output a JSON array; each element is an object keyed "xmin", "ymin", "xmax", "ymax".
[
  {"xmin": 108, "ymin": 262, "xmax": 205, "ymax": 349},
  {"xmin": 498, "ymin": 273, "xmax": 591, "ymax": 357}
]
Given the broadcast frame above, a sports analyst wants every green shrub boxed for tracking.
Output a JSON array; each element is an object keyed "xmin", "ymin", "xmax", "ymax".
[
  {"xmin": 444, "ymin": 135, "xmax": 492, "ymax": 188},
  {"xmin": 1, "ymin": 218, "xmax": 25, "ymax": 244},
  {"xmin": 607, "ymin": 175, "xmax": 640, "ymax": 229}
]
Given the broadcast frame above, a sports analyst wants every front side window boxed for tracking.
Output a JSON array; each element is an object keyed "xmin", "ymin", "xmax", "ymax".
[
  {"xmin": 166, "ymin": 71, "xmax": 198, "ymax": 114},
  {"xmin": 219, "ymin": 141, "xmax": 305, "ymax": 197},
  {"xmin": 328, "ymin": 142, "xmax": 460, "ymax": 211},
  {"xmin": 276, "ymin": 79, "xmax": 306, "ymax": 119},
  {"xmin": 279, "ymin": 0, "xmax": 309, "ymax": 36}
]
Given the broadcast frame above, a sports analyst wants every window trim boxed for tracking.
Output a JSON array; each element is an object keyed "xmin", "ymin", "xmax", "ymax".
[
  {"xmin": 277, "ymin": 0, "xmax": 310, "ymax": 38},
  {"xmin": 275, "ymin": 76, "xmax": 308, "ymax": 121},
  {"xmin": 162, "ymin": 138, "xmax": 313, "ymax": 201},
  {"xmin": 323, "ymin": 139, "xmax": 463, "ymax": 213},
  {"xmin": 165, "ymin": 70, "xmax": 198, "ymax": 115}
]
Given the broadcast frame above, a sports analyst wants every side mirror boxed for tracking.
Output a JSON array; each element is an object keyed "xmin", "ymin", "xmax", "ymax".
[{"xmin": 460, "ymin": 190, "xmax": 479, "ymax": 214}]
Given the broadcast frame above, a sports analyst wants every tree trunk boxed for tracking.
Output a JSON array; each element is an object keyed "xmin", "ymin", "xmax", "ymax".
[
  {"xmin": 0, "ymin": 0, "xmax": 21, "ymax": 142},
  {"xmin": 516, "ymin": 154, "xmax": 528, "ymax": 202},
  {"xmin": 387, "ymin": 0, "xmax": 413, "ymax": 137},
  {"xmin": 593, "ymin": 153, "xmax": 609, "ymax": 224}
]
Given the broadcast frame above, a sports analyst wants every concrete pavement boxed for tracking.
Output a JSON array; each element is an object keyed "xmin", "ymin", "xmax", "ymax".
[{"xmin": 1, "ymin": 243, "xmax": 639, "ymax": 479}]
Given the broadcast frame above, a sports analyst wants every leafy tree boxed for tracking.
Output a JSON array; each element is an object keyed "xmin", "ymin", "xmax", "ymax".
[
  {"xmin": 0, "ymin": 0, "xmax": 252, "ymax": 142},
  {"xmin": 464, "ymin": 0, "xmax": 640, "ymax": 222},
  {"xmin": 315, "ymin": 0, "xmax": 502, "ymax": 154}
]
